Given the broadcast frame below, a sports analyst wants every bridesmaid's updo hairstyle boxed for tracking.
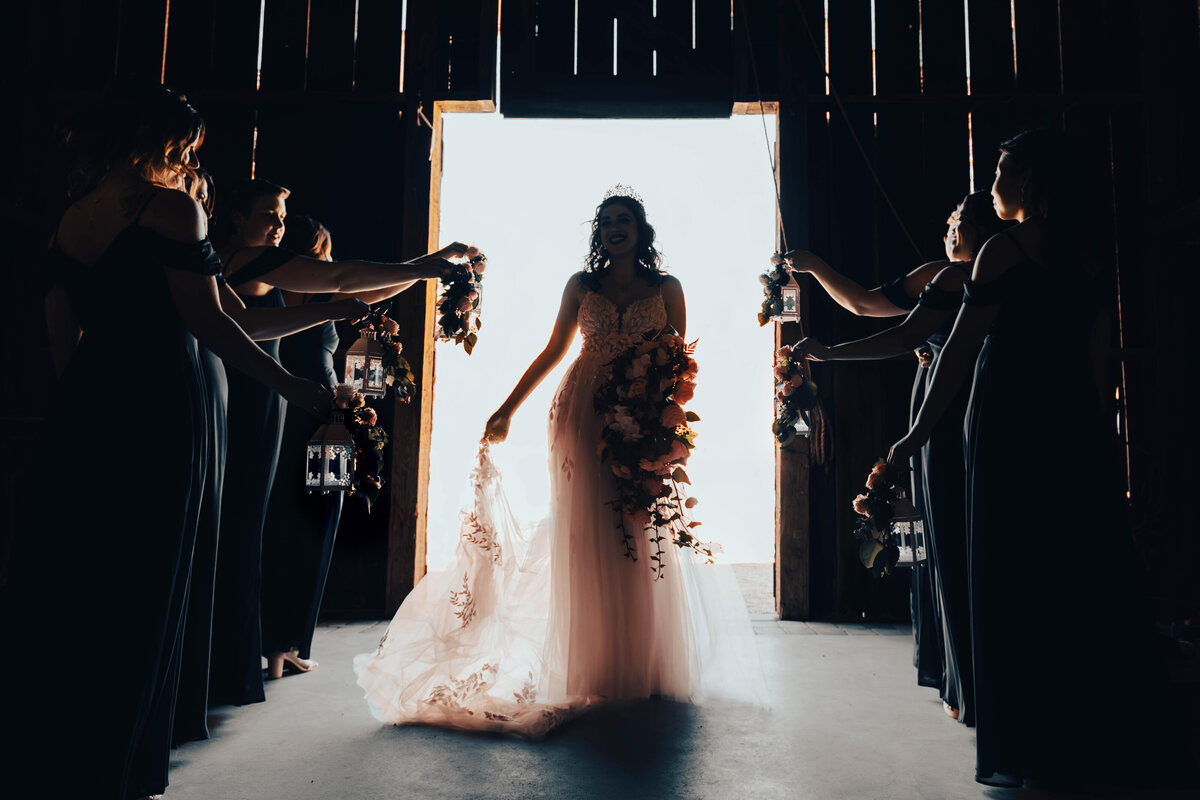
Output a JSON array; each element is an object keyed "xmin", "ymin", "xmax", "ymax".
[
  {"xmin": 581, "ymin": 193, "xmax": 666, "ymax": 291},
  {"xmin": 61, "ymin": 78, "xmax": 205, "ymax": 200},
  {"xmin": 997, "ymin": 127, "xmax": 1091, "ymax": 264},
  {"xmin": 281, "ymin": 215, "xmax": 333, "ymax": 260}
]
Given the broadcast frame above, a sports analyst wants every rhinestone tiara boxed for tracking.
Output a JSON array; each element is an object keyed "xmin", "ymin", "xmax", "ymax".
[{"xmin": 602, "ymin": 183, "xmax": 644, "ymax": 206}]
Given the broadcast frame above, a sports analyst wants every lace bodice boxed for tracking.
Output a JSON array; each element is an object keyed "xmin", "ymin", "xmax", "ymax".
[{"xmin": 578, "ymin": 291, "xmax": 669, "ymax": 362}]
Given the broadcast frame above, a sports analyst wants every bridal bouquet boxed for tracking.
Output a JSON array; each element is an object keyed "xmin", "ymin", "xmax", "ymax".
[
  {"xmin": 357, "ymin": 311, "xmax": 417, "ymax": 403},
  {"xmin": 772, "ymin": 345, "xmax": 819, "ymax": 447},
  {"xmin": 594, "ymin": 333, "xmax": 712, "ymax": 578},
  {"xmin": 335, "ymin": 385, "xmax": 390, "ymax": 510},
  {"xmin": 850, "ymin": 460, "xmax": 913, "ymax": 577},
  {"xmin": 436, "ymin": 248, "xmax": 486, "ymax": 354}
]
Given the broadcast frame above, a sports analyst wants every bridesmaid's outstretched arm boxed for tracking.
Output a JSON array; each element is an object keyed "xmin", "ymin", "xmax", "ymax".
[
  {"xmin": 483, "ymin": 274, "xmax": 583, "ymax": 443},
  {"xmin": 783, "ymin": 249, "xmax": 947, "ymax": 318},
  {"xmin": 219, "ymin": 284, "xmax": 368, "ymax": 341},
  {"xmin": 225, "ymin": 241, "xmax": 470, "ymax": 296},
  {"xmin": 792, "ymin": 264, "xmax": 968, "ymax": 361}
]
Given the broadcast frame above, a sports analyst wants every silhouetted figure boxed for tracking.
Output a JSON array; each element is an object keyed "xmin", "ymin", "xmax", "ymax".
[
  {"xmin": 0, "ymin": 80, "xmax": 331, "ymax": 800},
  {"xmin": 208, "ymin": 183, "xmax": 469, "ymax": 706},
  {"xmin": 890, "ymin": 128, "xmax": 1196, "ymax": 790},
  {"xmin": 790, "ymin": 191, "xmax": 1011, "ymax": 725}
]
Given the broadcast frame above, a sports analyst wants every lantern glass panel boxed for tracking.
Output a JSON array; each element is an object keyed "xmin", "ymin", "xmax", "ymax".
[
  {"xmin": 776, "ymin": 285, "xmax": 801, "ymax": 322},
  {"xmin": 323, "ymin": 443, "xmax": 355, "ymax": 488},
  {"xmin": 345, "ymin": 354, "xmax": 367, "ymax": 390}
]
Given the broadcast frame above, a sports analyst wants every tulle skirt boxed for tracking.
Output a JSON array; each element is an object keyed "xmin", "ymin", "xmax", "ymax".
[{"xmin": 354, "ymin": 353, "xmax": 761, "ymax": 737}]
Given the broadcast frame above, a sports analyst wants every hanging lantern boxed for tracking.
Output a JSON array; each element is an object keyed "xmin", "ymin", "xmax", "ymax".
[
  {"xmin": 344, "ymin": 329, "xmax": 387, "ymax": 397},
  {"xmin": 306, "ymin": 413, "xmax": 355, "ymax": 493},
  {"xmin": 774, "ymin": 283, "xmax": 802, "ymax": 323},
  {"xmin": 891, "ymin": 492, "xmax": 926, "ymax": 567}
]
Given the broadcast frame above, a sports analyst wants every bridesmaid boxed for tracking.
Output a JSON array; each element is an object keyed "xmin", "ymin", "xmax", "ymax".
[
  {"xmin": 172, "ymin": 176, "xmax": 369, "ymax": 743},
  {"xmin": 0, "ymin": 80, "xmax": 331, "ymax": 800},
  {"xmin": 890, "ymin": 128, "xmax": 1195, "ymax": 789},
  {"xmin": 260, "ymin": 216, "xmax": 413, "ymax": 678},
  {"xmin": 207, "ymin": 181, "xmax": 471, "ymax": 706},
  {"xmin": 782, "ymin": 230, "xmax": 953, "ymax": 692},
  {"xmin": 790, "ymin": 191, "xmax": 1011, "ymax": 724}
]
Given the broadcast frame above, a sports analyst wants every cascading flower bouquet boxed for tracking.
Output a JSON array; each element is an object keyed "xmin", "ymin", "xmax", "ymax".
[
  {"xmin": 851, "ymin": 459, "xmax": 918, "ymax": 577},
  {"xmin": 436, "ymin": 248, "xmax": 486, "ymax": 354},
  {"xmin": 772, "ymin": 344, "xmax": 819, "ymax": 447},
  {"xmin": 594, "ymin": 332, "xmax": 712, "ymax": 579},
  {"xmin": 356, "ymin": 311, "xmax": 418, "ymax": 403},
  {"xmin": 334, "ymin": 385, "xmax": 391, "ymax": 510}
]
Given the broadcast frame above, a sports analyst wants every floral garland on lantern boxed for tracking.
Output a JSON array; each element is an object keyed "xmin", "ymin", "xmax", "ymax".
[
  {"xmin": 772, "ymin": 345, "xmax": 819, "ymax": 447},
  {"xmin": 594, "ymin": 332, "xmax": 712, "ymax": 579},
  {"xmin": 334, "ymin": 386, "xmax": 390, "ymax": 510},
  {"xmin": 756, "ymin": 257, "xmax": 794, "ymax": 326},
  {"xmin": 851, "ymin": 460, "xmax": 906, "ymax": 577},
  {"xmin": 355, "ymin": 311, "xmax": 417, "ymax": 403},
  {"xmin": 436, "ymin": 248, "xmax": 486, "ymax": 354}
]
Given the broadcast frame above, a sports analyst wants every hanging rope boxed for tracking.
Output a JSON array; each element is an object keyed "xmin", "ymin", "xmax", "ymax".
[{"xmin": 737, "ymin": 1, "xmax": 829, "ymax": 465}]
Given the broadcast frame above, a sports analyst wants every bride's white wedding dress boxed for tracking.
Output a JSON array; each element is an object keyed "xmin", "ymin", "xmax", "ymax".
[{"xmin": 354, "ymin": 289, "xmax": 761, "ymax": 737}]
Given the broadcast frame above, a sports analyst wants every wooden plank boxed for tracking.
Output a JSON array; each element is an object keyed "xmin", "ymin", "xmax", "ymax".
[
  {"xmin": 826, "ymin": 0, "xmax": 872, "ymax": 96},
  {"xmin": 919, "ymin": 0, "xmax": 967, "ymax": 96},
  {"xmin": 355, "ymin": 0, "xmax": 406, "ymax": 93},
  {"xmin": 732, "ymin": 0, "xmax": 779, "ymax": 103},
  {"xmin": 873, "ymin": 0, "xmax": 921, "ymax": 98},
  {"xmin": 966, "ymin": 0, "xmax": 1015, "ymax": 95},
  {"xmin": 305, "ymin": 0, "xmax": 356, "ymax": 91},
  {"xmin": 259, "ymin": 0, "xmax": 309, "ymax": 92},
  {"xmin": 115, "ymin": 0, "xmax": 170, "ymax": 80},
  {"xmin": 163, "ymin": 0, "xmax": 217, "ymax": 90},
  {"xmin": 208, "ymin": 0, "xmax": 262, "ymax": 91},
  {"xmin": 1012, "ymin": 0, "xmax": 1060, "ymax": 94}
]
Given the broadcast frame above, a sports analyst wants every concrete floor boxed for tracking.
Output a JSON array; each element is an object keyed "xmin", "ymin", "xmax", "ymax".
[{"xmin": 167, "ymin": 620, "xmax": 1190, "ymax": 800}]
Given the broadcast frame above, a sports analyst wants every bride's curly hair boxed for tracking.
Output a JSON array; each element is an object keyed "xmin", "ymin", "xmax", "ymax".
[{"xmin": 581, "ymin": 194, "xmax": 666, "ymax": 290}]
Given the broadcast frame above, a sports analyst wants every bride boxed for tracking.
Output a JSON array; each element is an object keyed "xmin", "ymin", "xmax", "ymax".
[{"xmin": 354, "ymin": 188, "xmax": 759, "ymax": 737}]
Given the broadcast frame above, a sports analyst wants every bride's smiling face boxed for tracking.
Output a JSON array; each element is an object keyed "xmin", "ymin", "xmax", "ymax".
[{"xmin": 598, "ymin": 202, "xmax": 638, "ymax": 257}]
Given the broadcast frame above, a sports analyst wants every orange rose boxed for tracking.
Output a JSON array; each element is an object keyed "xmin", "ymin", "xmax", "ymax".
[
  {"xmin": 674, "ymin": 379, "xmax": 696, "ymax": 404},
  {"xmin": 852, "ymin": 493, "xmax": 871, "ymax": 516}
]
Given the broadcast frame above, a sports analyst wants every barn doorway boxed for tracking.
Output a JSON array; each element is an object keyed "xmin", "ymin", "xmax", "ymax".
[{"xmin": 425, "ymin": 112, "xmax": 779, "ymax": 614}]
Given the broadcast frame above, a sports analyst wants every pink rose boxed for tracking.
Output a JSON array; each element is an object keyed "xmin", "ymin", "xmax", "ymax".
[
  {"xmin": 362, "ymin": 408, "xmax": 378, "ymax": 426},
  {"xmin": 776, "ymin": 345, "xmax": 793, "ymax": 360},
  {"xmin": 471, "ymin": 259, "xmax": 486, "ymax": 275},
  {"xmin": 381, "ymin": 317, "xmax": 400, "ymax": 335},
  {"xmin": 660, "ymin": 403, "xmax": 687, "ymax": 428},
  {"xmin": 464, "ymin": 245, "xmax": 480, "ymax": 259},
  {"xmin": 627, "ymin": 378, "xmax": 648, "ymax": 398},
  {"xmin": 759, "ymin": 273, "xmax": 771, "ymax": 286},
  {"xmin": 774, "ymin": 365, "xmax": 791, "ymax": 381},
  {"xmin": 684, "ymin": 358, "xmax": 699, "ymax": 378},
  {"xmin": 457, "ymin": 295, "xmax": 474, "ymax": 312},
  {"xmin": 865, "ymin": 470, "xmax": 886, "ymax": 490},
  {"xmin": 626, "ymin": 355, "xmax": 649, "ymax": 379},
  {"xmin": 788, "ymin": 374, "xmax": 805, "ymax": 388},
  {"xmin": 669, "ymin": 439, "xmax": 690, "ymax": 464},
  {"xmin": 674, "ymin": 379, "xmax": 696, "ymax": 404},
  {"xmin": 781, "ymin": 381, "xmax": 797, "ymax": 396}
]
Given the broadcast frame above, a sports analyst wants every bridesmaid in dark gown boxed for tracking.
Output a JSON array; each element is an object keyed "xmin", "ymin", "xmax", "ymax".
[
  {"xmin": 172, "ymin": 177, "xmax": 367, "ymax": 742},
  {"xmin": 207, "ymin": 183, "xmax": 474, "ymax": 705},
  {"xmin": 0, "ymin": 82, "xmax": 332, "ymax": 800},
  {"xmin": 260, "ymin": 217, "xmax": 427, "ymax": 676},
  {"xmin": 782, "ymin": 232, "xmax": 957, "ymax": 692},
  {"xmin": 890, "ymin": 128, "xmax": 1195, "ymax": 789},
  {"xmin": 791, "ymin": 191, "xmax": 1011, "ymax": 725}
]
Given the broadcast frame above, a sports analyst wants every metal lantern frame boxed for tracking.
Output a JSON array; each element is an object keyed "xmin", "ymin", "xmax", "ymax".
[
  {"xmin": 305, "ymin": 413, "xmax": 356, "ymax": 494},
  {"xmin": 345, "ymin": 329, "xmax": 387, "ymax": 397},
  {"xmin": 891, "ymin": 492, "xmax": 926, "ymax": 567}
]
